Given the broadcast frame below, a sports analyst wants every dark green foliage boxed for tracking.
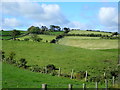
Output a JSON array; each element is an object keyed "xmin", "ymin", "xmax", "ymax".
[
  {"xmin": 27, "ymin": 26, "xmax": 41, "ymax": 34},
  {"xmin": 56, "ymin": 35, "xmax": 64, "ymax": 39},
  {"xmin": 6, "ymin": 52, "xmax": 16, "ymax": 64},
  {"xmin": 50, "ymin": 39, "xmax": 56, "ymax": 43},
  {"xmin": 46, "ymin": 64, "xmax": 56, "ymax": 70},
  {"xmin": 18, "ymin": 58, "xmax": 27, "ymax": 68},
  {"xmin": 11, "ymin": 30, "xmax": 21, "ymax": 39},
  {"xmin": 64, "ymin": 27, "xmax": 70, "ymax": 33},
  {"xmin": 30, "ymin": 34, "xmax": 42, "ymax": 42},
  {"xmin": 74, "ymin": 71, "xmax": 86, "ymax": 80},
  {"xmin": 30, "ymin": 65, "xmax": 42, "ymax": 72},
  {"xmin": 0, "ymin": 50, "xmax": 5, "ymax": 60},
  {"xmin": 24, "ymin": 38, "xmax": 29, "ymax": 41}
]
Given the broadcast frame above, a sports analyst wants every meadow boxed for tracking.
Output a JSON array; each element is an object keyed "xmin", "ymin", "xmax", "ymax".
[
  {"xmin": 2, "ymin": 40, "xmax": 118, "ymax": 76},
  {"xmin": 1, "ymin": 30, "xmax": 119, "ymax": 88},
  {"xmin": 17, "ymin": 34, "xmax": 56, "ymax": 42},
  {"xmin": 3, "ymin": 62, "xmax": 108, "ymax": 88},
  {"xmin": 58, "ymin": 36, "xmax": 118, "ymax": 49},
  {"xmin": 68, "ymin": 30, "xmax": 112, "ymax": 36}
]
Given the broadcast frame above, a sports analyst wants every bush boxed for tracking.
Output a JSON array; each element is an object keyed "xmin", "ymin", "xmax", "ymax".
[
  {"xmin": 18, "ymin": 58, "xmax": 27, "ymax": 68},
  {"xmin": 74, "ymin": 71, "xmax": 86, "ymax": 80},
  {"xmin": 50, "ymin": 39, "xmax": 56, "ymax": 43},
  {"xmin": 24, "ymin": 38, "xmax": 29, "ymax": 41},
  {"xmin": 29, "ymin": 65, "xmax": 42, "ymax": 72}
]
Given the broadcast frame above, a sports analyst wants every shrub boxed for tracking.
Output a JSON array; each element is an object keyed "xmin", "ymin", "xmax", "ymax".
[
  {"xmin": 50, "ymin": 39, "xmax": 56, "ymax": 43},
  {"xmin": 24, "ymin": 38, "xmax": 29, "ymax": 41},
  {"xmin": 74, "ymin": 71, "xmax": 86, "ymax": 80},
  {"xmin": 18, "ymin": 58, "xmax": 27, "ymax": 68}
]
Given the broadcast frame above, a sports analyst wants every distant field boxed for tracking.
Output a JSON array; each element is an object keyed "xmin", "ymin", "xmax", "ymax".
[
  {"xmin": 0, "ymin": 30, "xmax": 27, "ymax": 35},
  {"xmin": 69, "ymin": 30, "xmax": 112, "ymax": 36},
  {"xmin": 3, "ymin": 63, "xmax": 105, "ymax": 88},
  {"xmin": 48, "ymin": 31, "xmax": 64, "ymax": 35},
  {"xmin": 2, "ymin": 40, "xmax": 118, "ymax": 77},
  {"xmin": 17, "ymin": 34, "xmax": 56, "ymax": 42},
  {"xmin": 58, "ymin": 36, "xmax": 118, "ymax": 49}
]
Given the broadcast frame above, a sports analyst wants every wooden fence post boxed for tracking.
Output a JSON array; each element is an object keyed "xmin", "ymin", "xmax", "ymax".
[
  {"xmin": 83, "ymin": 83, "xmax": 86, "ymax": 90},
  {"xmin": 70, "ymin": 69, "xmax": 74, "ymax": 79},
  {"xmin": 45, "ymin": 67, "xmax": 47, "ymax": 74},
  {"xmin": 104, "ymin": 72, "xmax": 106, "ymax": 77},
  {"xmin": 105, "ymin": 79, "xmax": 108, "ymax": 89},
  {"xmin": 68, "ymin": 84, "xmax": 72, "ymax": 90},
  {"xmin": 58, "ymin": 67, "xmax": 61, "ymax": 77},
  {"xmin": 95, "ymin": 82, "xmax": 98, "ymax": 90},
  {"xmin": 85, "ymin": 71, "xmax": 88, "ymax": 82},
  {"xmin": 112, "ymin": 76, "xmax": 115, "ymax": 86},
  {"xmin": 42, "ymin": 84, "xmax": 47, "ymax": 90}
]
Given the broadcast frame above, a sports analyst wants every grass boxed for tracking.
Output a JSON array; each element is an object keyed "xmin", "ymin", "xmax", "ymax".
[
  {"xmin": 17, "ymin": 34, "xmax": 56, "ymax": 42},
  {"xmin": 0, "ymin": 30, "xmax": 27, "ymax": 35},
  {"xmin": 69, "ymin": 30, "xmax": 112, "ymax": 36},
  {"xmin": 58, "ymin": 36, "xmax": 118, "ymax": 49},
  {"xmin": 2, "ymin": 40, "xmax": 118, "ymax": 76},
  {"xmin": 48, "ymin": 31, "xmax": 64, "ymax": 35},
  {"xmin": 2, "ymin": 62, "xmax": 106, "ymax": 88}
]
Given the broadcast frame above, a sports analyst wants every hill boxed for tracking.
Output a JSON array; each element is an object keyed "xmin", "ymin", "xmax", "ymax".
[{"xmin": 3, "ymin": 62, "xmax": 101, "ymax": 88}]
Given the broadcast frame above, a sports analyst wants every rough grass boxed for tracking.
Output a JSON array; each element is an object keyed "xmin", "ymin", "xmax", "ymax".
[
  {"xmin": 69, "ymin": 30, "xmax": 112, "ymax": 36},
  {"xmin": 2, "ymin": 40, "xmax": 118, "ymax": 76},
  {"xmin": 58, "ymin": 36, "xmax": 118, "ymax": 49},
  {"xmin": 17, "ymin": 34, "xmax": 56, "ymax": 42},
  {"xmin": 3, "ymin": 63, "xmax": 105, "ymax": 88}
]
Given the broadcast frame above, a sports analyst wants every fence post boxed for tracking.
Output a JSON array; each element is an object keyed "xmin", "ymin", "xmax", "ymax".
[
  {"xmin": 70, "ymin": 69, "xmax": 74, "ymax": 79},
  {"xmin": 112, "ymin": 76, "xmax": 115, "ymax": 86},
  {"xmin": 105, "ymin": 79, "xmax": 108, "ymax": 89},
  {"xmin": 68, "ymin": 84, "xmax": 72, "ymax": 90},
  {"xmin": 42, "ymin": 84, "xmax": 47, "ymax": 90},
  {"xmin": 45, "ymin": 67, "xmax": 47, "ymax": 74},
  {"xmin": 95, "ymin": 82, "xmax": 98, "ymax": 90},
  {"xmin": 104, "ymin": 72, "xmax": 106, "ymax": 77},
  {"xmin": 83, "ymin": 83, "xmax": 86, "ymax": 90},
  {"xmin": 85, "ymin": 71, "xmax": 88, "ymax": 82},
  {"xmin": 58, "ymin": 67, "xmax": 61, "ymax": 77}
]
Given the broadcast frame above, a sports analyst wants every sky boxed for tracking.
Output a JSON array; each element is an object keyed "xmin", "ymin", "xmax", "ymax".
[{"xmin": 0, "ymin": 0, "xmax": 119, "ymax": 32}]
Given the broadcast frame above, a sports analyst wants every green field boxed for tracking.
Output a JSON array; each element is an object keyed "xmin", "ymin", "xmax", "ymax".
[
  {"xmin": 3, "ymin": 63, "xmax": 107, "ymax": 88},
  {"xmin": 1, "ymin": 30, "xmax": 119, "ymax": 88},
  {"xmin": 2, "ymin": 40, "xmax": 118, "ymax": 76},
  {"xmin": 69, "ymin": 30, "xmax": 112, "ymax": 36},
  {"xmin": 0, "ymin": 30, "xmax": 27, "ymax": 35},
  {"xmin": 17, "ymin": 34, "xmax": 56, "ymax": 42},
  {"xmin": 58, "ymin": 36, "xmax": 118, "ymax": 49}
]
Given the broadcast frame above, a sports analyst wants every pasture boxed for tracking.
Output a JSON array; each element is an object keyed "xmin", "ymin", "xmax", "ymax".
[
  {"xmin": 58, "ymin": 36, "xmax": 118, "ymax": 49},
  {"xmin": 17, "ymin": 34, "xmax": 56, "ymax": 42},
  {"xmin": 3, "ymin": 63, "xmax": 106, "ymax": 88},
  {"xmin": 68, "ymin": 30, "xmax": 113, "ymax": 36},
  {"xmin": 2, "ymin": 40, "xmax": 118, "ymax": 76}
]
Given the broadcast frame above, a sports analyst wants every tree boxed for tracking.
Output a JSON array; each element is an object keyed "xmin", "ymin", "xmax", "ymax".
[
  {"xmin": 30, "ymin": 34, "xmax": 42, "ymax": 42},
  {"xmin": 112, "ymin": 32, "xmax": 119, "ymax": 37},
  {"xmin": 11, "ymin": 30, "xmax": 21, "ymax": 40},
  {"xmin": 64, "ymin": 27, "xmax": 70, "ymax": 33},
  {"xmin": 27, "ymin": 26, "xmax": 41, "ymax": 34}
]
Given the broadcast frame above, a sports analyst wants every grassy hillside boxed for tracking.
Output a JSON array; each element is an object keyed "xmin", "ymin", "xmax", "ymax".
[
  {"xmin": 0, "ymin": 31, "xmax": 28, "ymax": 40},
  {"xmin": 58, "ymin": 36, "xmax": 118, "ymax": 49},
  {"xmin": 17, "ymin": 34, "xmax": 56, "ymax": 42},
  {"xmin": 69, "ymin": 30, "xmax": 112, "ymax": 36},
  {"xmin": 2, "ymin": 40, "xmax": 118, "ymax": 77},
  {"xmin": 3, "ymin": 63, "xmax": 103, "ymax": 88}
]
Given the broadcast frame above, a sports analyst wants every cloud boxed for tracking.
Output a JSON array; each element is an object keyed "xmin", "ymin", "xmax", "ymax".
[
  {"xmin": 2, "ymin": 18, "xmax": 22, "ymax": 29},
  {"xmin": 2, "ymin": 2, "xmax": 69, "ymax": 30},
  {"xmin": 99, "ymin": 7, "xmax": 118, "ymax": 31}
]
